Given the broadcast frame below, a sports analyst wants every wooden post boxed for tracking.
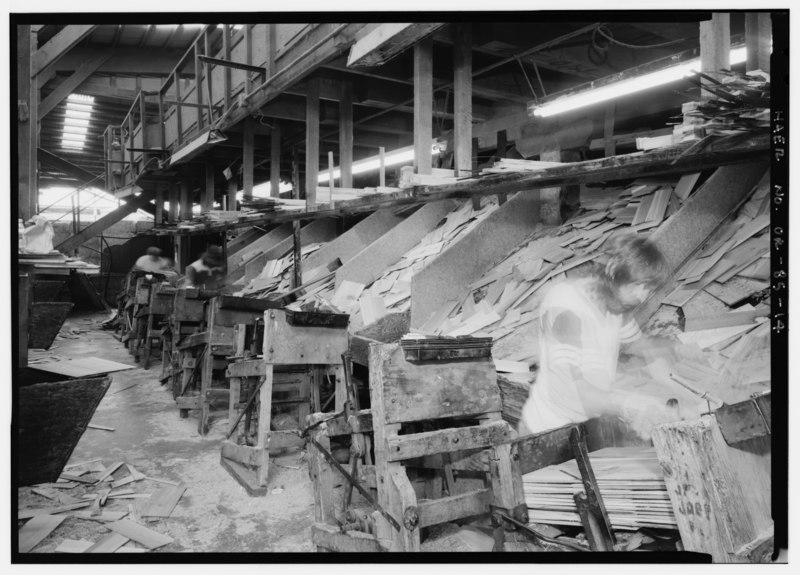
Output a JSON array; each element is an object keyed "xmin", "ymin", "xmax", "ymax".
[
  {"xmin": 495, "ymin": 130, "xmax": 508, "ymax": 204},
  {"xmin": 745, "ymin": 13, "xmax": 771, "ymax": 73},
  {"xmin": 328, "ymin": 151, "xmax": 335, "ymax": 205},
  {"xmin": 243, "ymin": 116, "xmax": 254, "ymax": 201},
  {"xmin": 222, "ymin": 25, "xmax": 231, "ymax": 111},
  {"xmin": 227, "ymin": 178, "xmax": 238, "ymax": 212},
  {"xmin": 175, "ymin": 72, "xmax": 183, "ymax": 146},
  {"xmin": 203, "ymin": 163, "xmax": 214, "ymax": 213},
  {"xmin": 339, "ymin": 82, "xmax": 354, "ymax": 188},
  {"xmin": 379, "ymin": 147, "xmax": 386, "ymax": 188},
  {"xmin": 194, "ymin": 44, "xmax": 204, "ymax": 130},
  {"xmin": 155, "ymin": 184, "xmax": 164, "ymax": 224},
  {"xmin": 604, "ymin": 102, "xmax": 616, "ymax": 157},
  {"xmin": 700, "ymin": 13, "xmax": 731, "ymax": 99},
  {"xmin": 168, "ymin": 182, "xmax": 179, "ymax": 223},
  {"xmin": 305, "ymin": 77, "xmax": 320, "ymax": 206},
  {"xmin": 539, "ymin": 148, "xmax": 562, "ymax": 225},
  {"xmin": 453, "ymin": 24, "xmax": 472, "ymax": 177},
  {"xmin": 413, "ymin": 37, "xmax": 433, "ymax": 176},
  {"xmin": 244, "ymin": 25, "xmax": 253, "ymax": 94},
  {"xmin": 270, "ymin": 121, "xmax": 281, "ymax": 198},
  {"xmin": 17, "ymin": 25, "xmax": 37, "ymax": 220},
  {"xmin": 292, "ymin": 148, "xmax": 302, "ymax": 289},
  {"xmin": 267, "ymin": 24, "xmax": 277, "ymax": 77},
  {"xmin": 180, "ymin": 180, "xmax": 190, "ymax": 221}
]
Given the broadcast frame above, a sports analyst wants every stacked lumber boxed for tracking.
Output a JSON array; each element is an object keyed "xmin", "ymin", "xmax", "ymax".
[
  {"xmin": 17, "ymin": 457, "xmax": 185, "ymax": 553},
  {"xmin": 235, "ymin": 242, "xmax": 326, "ymax": 298},
  {"xmin": 522, "ymin": 447, "xmax": 677, "ymax": 530},
  {"xmin": 481, "ymin": 158, "xmax": 565, "ymax": 174},
  {"xmin": 496, "ymin": 373, "xmax": 533, "ymax": 426}
]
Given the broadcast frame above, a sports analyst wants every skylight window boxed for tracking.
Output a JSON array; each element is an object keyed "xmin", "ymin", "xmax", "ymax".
[{"xmin": 61, "ymin": 94, "xmax": 94, "ymax": 151}]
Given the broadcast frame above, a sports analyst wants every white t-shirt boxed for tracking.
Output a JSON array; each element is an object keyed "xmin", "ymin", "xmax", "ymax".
[{"xmin": 521, "ymin": 278, "xmax": 642, "ymax": 433}]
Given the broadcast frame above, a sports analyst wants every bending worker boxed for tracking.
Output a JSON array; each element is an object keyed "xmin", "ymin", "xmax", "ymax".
[
  {"xmin": 520, "ymin": 234, "xmax": 680, "ymax": 440},
  {"xmin": 183, "ymin": 245, "xmax": 225, "ymax": 289},
  {"xmin": 132, "ymin": 246, "xmax": 177, "ymax": 277}
]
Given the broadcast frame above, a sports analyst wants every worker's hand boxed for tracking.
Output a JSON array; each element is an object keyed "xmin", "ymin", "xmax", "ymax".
[{"xmin": 619, "ymin": 394, "xmax": 672, "ymax": 441}]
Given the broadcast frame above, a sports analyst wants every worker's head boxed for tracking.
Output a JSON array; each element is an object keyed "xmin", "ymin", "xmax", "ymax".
[
  {"xmin": 201, "ymin": 245, "xmax": 224, "ymax": 268},
  {"xmin": 147, "ymin": 246, "xmax": 162, "ymax": 260},
  {"xmin": 600, "ymin": 235, "xmax": 667, "ymax": 313}
]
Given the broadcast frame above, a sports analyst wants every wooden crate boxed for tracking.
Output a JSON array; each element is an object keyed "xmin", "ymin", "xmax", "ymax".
[{"xmin": 652, "ymin": 415, "xmax": 772, "ymax": 562}]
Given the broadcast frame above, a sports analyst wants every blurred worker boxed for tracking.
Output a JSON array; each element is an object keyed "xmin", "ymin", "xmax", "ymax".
[
  {"xmin": 132, "ymin": 246, "xmax": 177, "ymax": 277},
  {"xmin": 520, "ymin": 234, "xmax": 678, "ymax": 439},
  {"xmin": 183, "ymin": 245, "xmax": 225, "ymax": 289}
]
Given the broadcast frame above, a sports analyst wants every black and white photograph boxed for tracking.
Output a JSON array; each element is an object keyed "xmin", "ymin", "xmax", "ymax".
[{"xmin": 7, "ymin": 2, "xmax": 791, "ymax": 564}]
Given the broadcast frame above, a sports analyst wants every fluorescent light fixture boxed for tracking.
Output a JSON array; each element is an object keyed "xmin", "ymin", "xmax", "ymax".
[
  {"xmin": 318, "ymin": 144, "xmax": 440, "ymax": 185},
  {"xmin": 531, "ymin": 46, "xmax": 748, "ymax": 118}
]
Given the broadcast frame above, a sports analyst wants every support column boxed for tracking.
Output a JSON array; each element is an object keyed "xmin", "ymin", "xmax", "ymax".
[
  {"xmin": 413, "ymin": 37, "xmax": 433, "ymax": 175},
  {"xmin": 305, "ymin": 77, "xmax": 320, "ymax": 205},
  {"xmin": 168, "ymin": 182, "xmax": 179, "ymax": 223},
  {"xmin": 180, "ymin": 180, "xmax": 190, "ymax": 221},
  {"xmin": 603, "ymin": 103, "xmax": 616, "ymax": 157},
  {"xmin": 539, "ymin": 148, "xmax": 562, "ymax": 225},
  {"xmin": 17, "ymin": 25, "xmax": 37, "ymax": 220},
  {"xmin": 453, "ymin": 24, "xmax": 472, "ymax": 177},
  {"xmin": 745, "ymin": 13, "xmax": 771, "ymax": 73},
  {"xmin": 270, "ymin": 121, "xmax": 281, "ymax": 198},
  {"xmin": 700, "ymin": 13, "xmax": 731, "ymax": 99},
  {"xmin": 227, "ymin": 178, "xmax": 238, "ymax": 211},
  {"xmin": 292, "ymin": 147, "xmax": 303, "ymax": 288},
  {"xmin": 155, "ymin": 183, "xmax": 165, "ymax": 224},
  {"xmin": 339, "ymin": 82, "xmax": 354, "ymax": 188},
  {"xmin": 203, "ymin": 163, "xmax": 215, "ymax": 212},
  {"xmin": 243, "ymin": 116, "xmax": 254, "ymax": 201}
]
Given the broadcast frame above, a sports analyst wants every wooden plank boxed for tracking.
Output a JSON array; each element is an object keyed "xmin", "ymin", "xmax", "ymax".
[
  {"xmin": 18, "ymin": 514, "xmax": 66, "ymax": 552},
  {"xmin": 54, "ymin": 539, "xmax": 94, "ymax": 553},
  {"xmin": 242, "ymin": 117, "xmax": 254, "ymax": 199},
  {"xmin": 39, "ymin": 51, "xmax": 113, "ymax": 120},
  {"xmin": 514, "ymin": 424, "xmax": 582, "ymax": 476},
  {"xmin": 386, "ymin": 421, "xmax": 510, "ymax": 461},
  {"xmin": 263, "ymin": 309, "xmax": 349, "ymax": 365},
  {"xmin": 683, "ymin": 306, "xmax": 768, "ymax": 332},
  {"xmin": 673, "ymin": 172, "xmax": 702, "ymax": 201},
  {"xmin": 311, "ymin": 522, "xmax": 384, "ymax": 552},
  {"xmin": 107, "ymin": 519, "xmax": 174, "ymax": 549},
  {"xmin": 96, "ymin": 461, "xmax": 124, "ymax": 482},
  {"xmin": 226, "ymin": 359, "xmax": 265, "ymax": 378},
  {"xmin": 85, "ymin": 532, "xmax": 129, "ymax": 553},
  {"xmin": 18, "ymin": 500, "xmax": 93, "ymax": 520},
  {"xmin": 417, "ymin": 488, "xmax": 491, "ymax": 528},
  {"xmin": 453, "ymin": 23, "xmax": 472, "ymax": 177},
  {"xmin": 370, "ymin": 342, "xmax": 501, "ymax": 424},
  {"xmin": 139, "ymin": 484, "xmax": 187, "ymax": 518}
]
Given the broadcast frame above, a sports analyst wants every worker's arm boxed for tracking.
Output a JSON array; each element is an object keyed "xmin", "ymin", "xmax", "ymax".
[{"xmin": 184, "ymin": 265, "xmax": 197, "ymax": 287}]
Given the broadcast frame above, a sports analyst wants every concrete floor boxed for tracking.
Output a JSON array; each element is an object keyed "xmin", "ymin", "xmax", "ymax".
[{"xmin": 18, "ymin": 311, "xmax": 316, "ymax": 554}]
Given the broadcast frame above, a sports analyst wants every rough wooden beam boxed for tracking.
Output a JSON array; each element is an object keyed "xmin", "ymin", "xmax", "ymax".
[
  {"xmin": 413, "ymin": 37, "xmax": 433, "ymax": 176},
  {"xmin": 700, "ymin": 13, "xmax": 731, "ymax": 99},
  {"xmin": 203, "ymin": 163, "xmax": 215, "ymax": 212},
  {"xmin": 32, "ymin": 25, "xmax": 95, "ymax": 77},
  {"xmin": 270, "ymin": 121, "xmax": 281, "ymax": 198},
  {"xmin": 242, "ymin": 117, "xmax": 255, "ymax": 200},
  {"xmin": 155, "ymin": 184, "xmax": 165, "ymax": 224},
  {"xmin": 38, "ymin": 51, "xmax": 113, "ymax": 121},
  {"xmin": 347, "ymin": 23, "xmax": 444, "ymax": 68},
  {"xmin": 305, "ymin": 77, "xmax": 321, "ymax": 205},
  {"xmin": 745, "ymin": 13, "xmax": 772, "ymax": 73},
  {"xmin": 410, "ymin": 192, "xmax": 540, "ymax": 330},
  {"xmin": 453, "ymin": 24, "xmax": 472, "ymax": 177},
  {"xmin": 168, "ymin": 182, "xmax": 178, "ymax": 223},
  {"xmin": 17, "ymin": 25, "xmax": 37, "ymax": 220},
  {"xmin": 339, "ymin": 82, "xmax": 354, "ymax": 188},
  {"xmin": 55, "ymin": 192, "xmax": 155, "ymax": 253},
  {"xmin": 180, "ymin": 180, "xmax": 190, "ymax": 221}
]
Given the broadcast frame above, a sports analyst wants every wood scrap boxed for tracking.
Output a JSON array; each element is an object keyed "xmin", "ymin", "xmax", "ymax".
[
  {"xmin": 85, "ymin": 532, "xmax": 130, "ymax": 553},
  {"xmin": 18, "ymin": 514, "xmax": 67, "ymax": 552},
  {"xmin": 18, "ymin": 501, "xmax": 93, "ymax": 519},
  {"xmin": 106, "ymin": 519, "xmax": 174, "ymax": 549},
  {"xmin": 140, "ymin": 483, "xmax": 187, "ymax": 518},
  {"xmin": 54, "ymin": 538, "xmax": 94, "ymax": 553}
]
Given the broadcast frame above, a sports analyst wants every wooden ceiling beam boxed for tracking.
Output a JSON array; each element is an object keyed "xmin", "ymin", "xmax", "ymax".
[
  {"xmin": 38, "ymin": 51, "xmax": 114, "ymax": 121},
  {"xmin": 32, "ymin": 25, "xmax": 96, "ymax": 77}
]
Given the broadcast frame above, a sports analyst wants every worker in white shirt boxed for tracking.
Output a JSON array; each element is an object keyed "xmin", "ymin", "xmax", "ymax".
[
  {"xmin": 520, "ymin": 235, "xmax": 681, "ymax": 440},
  {"xmin": 183, "ymin": 245, "xmax": 225, "ymax": 289},
  {"xmin": 132, "ymin": 246, "xmax": 177, "ymax": 277}
]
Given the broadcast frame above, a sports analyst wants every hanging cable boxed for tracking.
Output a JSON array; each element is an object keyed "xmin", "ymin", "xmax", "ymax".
[{"xmin": 593, "ymin": 25, "xmax": 687, "ymax": 49}]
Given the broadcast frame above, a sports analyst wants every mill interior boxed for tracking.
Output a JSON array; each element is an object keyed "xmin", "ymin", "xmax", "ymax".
[{"xmin": 14, "ymin": 14, "xmax": 781, "ymax": 559}]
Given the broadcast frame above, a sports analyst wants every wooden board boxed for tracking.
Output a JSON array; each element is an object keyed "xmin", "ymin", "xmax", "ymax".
[
  {"xmin": 107, "ymin": 519, "xmax": 174, "ymax": 549},
  {"xmin": 139, "ymin": 484, "xmax": 187, "ymax": 518},
  {"xmin": 386, "ymin": 421, "xmax": 510, "ymax": 461},
  {"xmin": 18, "ymin": 514, "xmax": 66, "ymax": 552},
  {"xmin": 18, "ymin": 376, "xmax": 111, "ymax": 486},
  {"xmin": 311, "ymin": 523, "xmax": 384, "ymax": 552},
  {"xmin": 263, "ymin": 309, "xmax": 349, "ymax": 365},
  {"xmin": 54, "ymin": 538, "xmax": 94, "ymax": 553},
  {"xmin": 30, "ymin": 357, "xmax": 134, "ymax": 378},
  {"xmin": 417, "ymin": 488, "xmax": 492, "ymax": 528},
  {"xmin": 369, "ymin": 342, "xmax": 501, "ymax": 424},
  {"xmin": 85, "ymin": 532, "xmax": 130, "ymax": 553}
]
